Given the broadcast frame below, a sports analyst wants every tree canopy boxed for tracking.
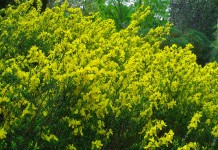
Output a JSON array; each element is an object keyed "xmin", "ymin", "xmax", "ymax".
[{"xmin": 170, "ymin": 0, "xmax": 218, "ymax": 41}]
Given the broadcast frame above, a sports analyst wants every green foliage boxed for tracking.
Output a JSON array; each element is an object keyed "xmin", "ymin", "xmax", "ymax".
[
  {"xmin": 0, "ymin": 1, "xmax": 218, "ymax": 149},
  {"xmin": 97, "ymin": 0, "xmax": 135, "ymax": 29},
  {"xmin": 136, "ymin": 0, "xmax": 170, "ymax": 24},
  {"xmin": 211, "ymin": 29, "xmax": 218, "ymax": 61},
  {"xmin": 185, "ymin": 29, "xmax": 212, "ymax": 66},
  {"xmin": 66, "ymin": 0, "xmax": 101, "ymax": 15},
  {"xmin": 136, "ymin": 0, "xmax": 170, "ymax": 36},
  {"xmin": 162, "ymin": 27, "xmax": 188, "ymax": 47}
]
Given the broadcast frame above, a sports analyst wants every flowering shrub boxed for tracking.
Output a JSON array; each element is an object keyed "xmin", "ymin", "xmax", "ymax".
[{"xmin": 0, "ymin": 1, "xmax": 218, "ymax": 149}]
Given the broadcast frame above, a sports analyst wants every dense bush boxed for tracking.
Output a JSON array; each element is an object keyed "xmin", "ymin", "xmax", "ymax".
[{"xmin": 0, "ymin": 1, "xmax": 218, "ymax": 149}]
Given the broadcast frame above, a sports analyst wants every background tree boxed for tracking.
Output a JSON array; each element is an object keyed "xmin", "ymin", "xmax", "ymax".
[
  {"xmin": 169, "ymin": 0, "xmax": 218, "ymax": 65},
  {"xmin": 170, "ymin": 0, "xmax": 218, "ymax": 40}
]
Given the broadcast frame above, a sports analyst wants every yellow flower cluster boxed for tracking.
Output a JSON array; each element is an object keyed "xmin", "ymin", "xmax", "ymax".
[
  {"xmin": 178, "ymin": 142, "xmax": 197, "ymax": 150},
  {"xmin": 0, "ymin": 1, "xmax": 217, "ymax": 149},
  {"xmin": 142, "ymin": 120, "xmax": 174, "ymax": 149},
  {"xmin": 187, "ymin": 112, "xmax": 202, "ymax": 133}
]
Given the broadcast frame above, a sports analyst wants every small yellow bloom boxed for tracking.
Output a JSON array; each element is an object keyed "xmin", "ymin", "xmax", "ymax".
[
  {"xmin": 0, "ymin": 127, "xmax": 7, "ymax": 139},
  {"xmin": 41, "ymin": 133, "xmax": 58, "ymax": 142},
  {"xmin": 211, "ymin": 125, "xmax": 218, "ymax": 137},
  {"xmin": 67, "ymin": 144, "xmax": 77, "ymax": 150},
  {"xmin": 43, "ymin": 111, "xmax": 48, "ymax": 116},
  {"xmin": 92, "ymin": 140, "xmax": 103, "ymax": 149},
  {"xmin": 187, "ymin": 112, "xmax": 202, "ymax": 133}
]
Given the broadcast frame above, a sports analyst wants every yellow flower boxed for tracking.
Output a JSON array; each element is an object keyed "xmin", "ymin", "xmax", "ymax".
[
  {"xmin": 0, "ymin": 97, "xmax": 10, "ymax": 103},
  {"xmin": 41, "ymin": 133, "xmax": 58, "ymax": 142},
  {"xmin": 67, "ymin": 144, "xmax": 77, "ymax": 150},
  {"xmin": 42, "ymin": 111, "xmax": 48, "ymax": 117},
  {"xmin": 92, "ymin": 140, "xmax": 103, "ymax": 150},
  {"xmin": 0, "ymin": 127, "xmax": 7, "ymax": 139},
  {"xmin": 211, "ymin": 125, "xmax": 218, "ymax": 137},
  {"xmin": 187, "ymin": 112, "xmax": 202, "ymax": 133},
  {"xmin": 178, "ymin": 142, "xmax": 197, "ymax": 150}
]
